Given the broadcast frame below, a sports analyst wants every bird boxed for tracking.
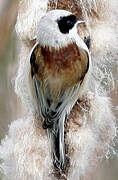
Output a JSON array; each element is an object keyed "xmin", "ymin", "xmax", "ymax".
[{"xmin": 29, "ymin": 9, "xmax": 91, "ymax": 171}]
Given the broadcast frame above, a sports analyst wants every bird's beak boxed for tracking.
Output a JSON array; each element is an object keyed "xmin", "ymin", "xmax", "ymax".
[{"xmin": 76, "ymin": 19, "xmax": 85, "ymax": 24}]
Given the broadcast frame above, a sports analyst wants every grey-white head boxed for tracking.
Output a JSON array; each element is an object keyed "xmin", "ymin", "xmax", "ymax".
[{"xmin": 36, "ymin": 9, "xmax": 85, "ymax": 49}]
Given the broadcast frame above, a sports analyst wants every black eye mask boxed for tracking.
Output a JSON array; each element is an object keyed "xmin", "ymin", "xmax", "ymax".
[{"xmin": 57, "ymin": 15, "xmax": 78, "ymax": 34}]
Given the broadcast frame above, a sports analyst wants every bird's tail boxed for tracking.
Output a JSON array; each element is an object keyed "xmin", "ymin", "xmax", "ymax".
[{"xmin": 48, "ymin": 115, "xmax": 66, "ymax": 171}]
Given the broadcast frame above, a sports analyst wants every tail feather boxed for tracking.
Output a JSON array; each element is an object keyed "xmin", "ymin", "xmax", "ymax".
[{"xmin": 48, "ymin": 115, "xmax": 66, "ymax": 170}]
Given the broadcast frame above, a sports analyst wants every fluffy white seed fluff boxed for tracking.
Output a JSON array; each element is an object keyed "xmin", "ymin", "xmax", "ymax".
[{"xmin": 0, "ymin": 0, "xmax": 118, "ymax": 179}]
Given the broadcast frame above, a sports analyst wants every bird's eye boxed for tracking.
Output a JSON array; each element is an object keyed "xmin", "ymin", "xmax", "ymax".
[
  {"xmin": 67, "ymin": 20, "xmax": 71, "ymax": 24},
  {"xmin": 66, "ymin": 20, "xmax": 72, "ymax": 25}
]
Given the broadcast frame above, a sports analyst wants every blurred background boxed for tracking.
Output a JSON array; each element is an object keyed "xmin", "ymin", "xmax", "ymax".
[
  {"xmin": 0, "ymin": 0, "xmax": 20, "ymax": 139},
  {"xmin": 0, "ymin": 0, "xmax": 118, "ymax": 180}
]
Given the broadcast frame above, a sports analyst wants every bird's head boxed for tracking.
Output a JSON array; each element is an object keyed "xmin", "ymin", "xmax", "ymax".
[{"xmin": 36, "ymin": 9, "xmax": 85, "ymax": 49}]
